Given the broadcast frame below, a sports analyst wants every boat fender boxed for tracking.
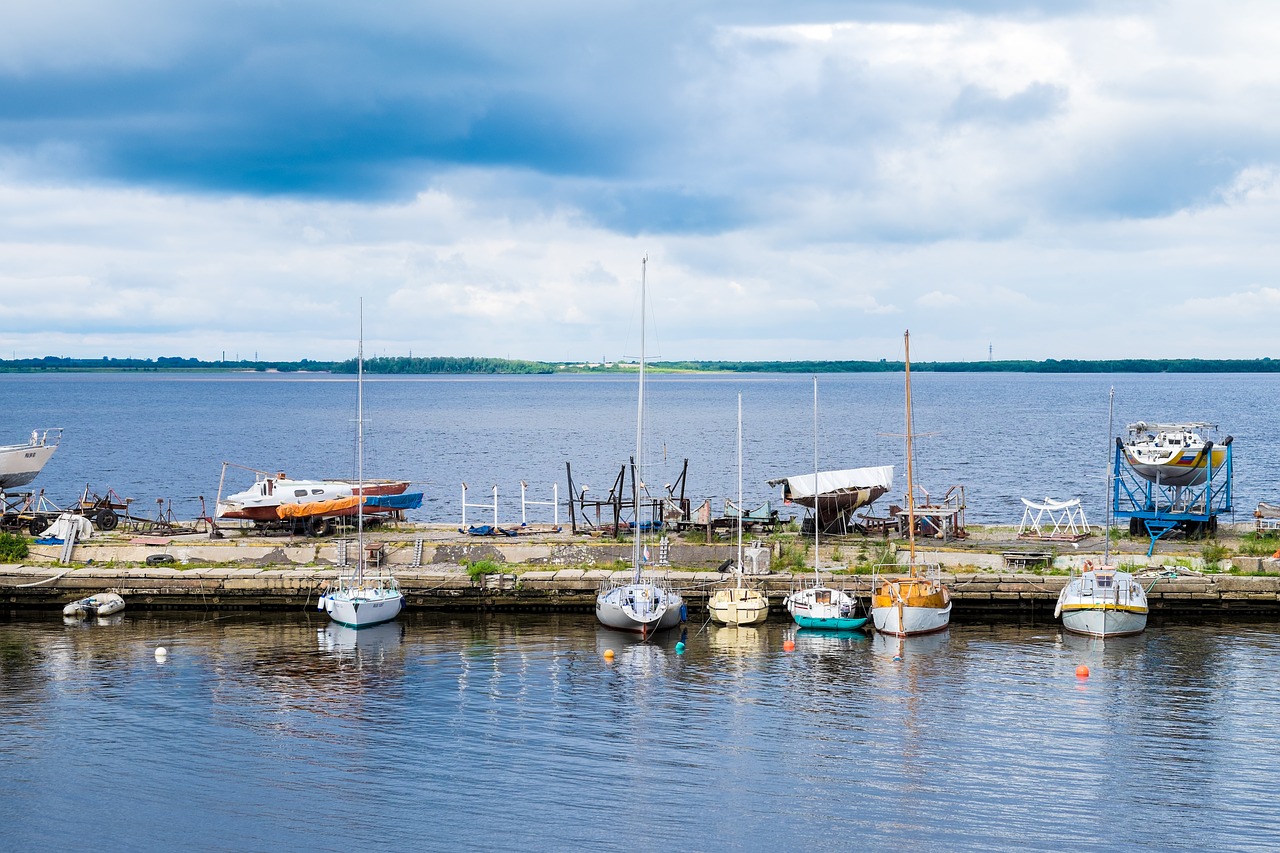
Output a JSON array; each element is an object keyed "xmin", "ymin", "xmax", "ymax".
[
  {"xmin": 1053, "ymin": 597, "xmax": 1062, "ymax": 619},
  {"xmin": 680, "ymin": 603, "xmax": 688, "ymax": 622}
]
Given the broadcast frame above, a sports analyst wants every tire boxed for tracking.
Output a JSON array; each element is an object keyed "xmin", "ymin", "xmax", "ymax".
[
  {"xmin": 28, "ymin": 518, "xmax": 43, "ymax": 536},
  {"xmin": 1129, "ymin": 517, "xmax": 1142, "ymax": 536},
  {"xmin": 306, "ymin": 516, "xmax": 327, "ymax": 537},
  {"xmin": 96, "ymin": 509, "xmax": 119, "ymax": 531}
]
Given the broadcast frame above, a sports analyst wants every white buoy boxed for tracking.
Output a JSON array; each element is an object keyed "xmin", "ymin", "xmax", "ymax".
[{"xmin": 155, "ymin": 647, "xmax": 168, "ymax": 660}]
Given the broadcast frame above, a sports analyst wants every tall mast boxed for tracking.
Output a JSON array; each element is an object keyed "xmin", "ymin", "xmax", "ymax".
[
  {"xmin": 813, "ymin": 376, "xmax": 819, "ymax": 576},
  {"xmin": 905, "ymin": 330, "xmax": 916, "ymax": 572},
  {"xmin": 356, "ymin": 299, "xmax": 365, "ymax": 584},
  {"xmin": 633, "ymin": 257, "xmax": 646, "ymax": 580},
  {"xmin": 1104, "ymin": 386, "xmax": 1114, "ymax": 566},
  {"xmin": 737, "ymin": 392, "xmax": 743, "ymax": 587}
]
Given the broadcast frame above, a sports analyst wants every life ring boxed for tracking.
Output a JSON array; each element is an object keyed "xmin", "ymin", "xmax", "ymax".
[{"xmin": 1082, "ymin": 560, "xmax": 1094, "ymax": 572}]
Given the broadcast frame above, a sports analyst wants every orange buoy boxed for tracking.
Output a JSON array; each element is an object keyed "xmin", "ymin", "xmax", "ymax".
[
  {"xmin": 1075, "ymin": 664, "xmax": 1090, "ymax": 678},
  {"xmin": 783, "ymin": 639, "xmax": 796, "ymax": 652},
  {"xmin": 603, "ymin": 649, "xmax": 615, "ymax": 661}
]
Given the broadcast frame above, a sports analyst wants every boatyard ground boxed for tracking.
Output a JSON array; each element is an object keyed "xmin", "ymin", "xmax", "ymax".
[{"xmin": 5, "ymin": 521, "xmax": 1280, "ymax": 617}]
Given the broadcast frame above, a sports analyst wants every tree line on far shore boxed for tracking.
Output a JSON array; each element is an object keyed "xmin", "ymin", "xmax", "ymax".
[{"xmin": 3, "ymin": 354, "xmax": 1279, "ymax": 374}]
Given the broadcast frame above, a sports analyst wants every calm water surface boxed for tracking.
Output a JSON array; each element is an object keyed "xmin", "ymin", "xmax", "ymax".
[
  {"xmin": 2, "ymin": 371, "xmax": 1278, "ymax": 525},
  {"xmin": 3, "ymin": 611, "xmax": 1279, "ymax": 851}
]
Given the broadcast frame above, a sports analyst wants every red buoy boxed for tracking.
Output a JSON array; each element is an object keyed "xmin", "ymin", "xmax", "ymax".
[
  {"xmin": 1075, "ymin": 664, "xmax": 1090, "ymax": 678},
  {"xmin": 783, "ymin": 639, "xmax": 796, "ymax": 652}
]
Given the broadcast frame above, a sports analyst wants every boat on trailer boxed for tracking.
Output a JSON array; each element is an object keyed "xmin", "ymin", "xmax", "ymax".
[
  {"xmin": 215, "ymin": 466, "xmax": 411, "ymax": 522},
  {"xmin": 0, "ymin": 429, "xmax": 62, "ymax": 491}
]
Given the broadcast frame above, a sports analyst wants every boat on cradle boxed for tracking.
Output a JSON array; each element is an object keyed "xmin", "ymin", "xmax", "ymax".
[
  {"xmin": 708, "ymin": 395, "xmax": 770, "ymax": 627},
  {"xmin": 1122, "ymin": 422, "xmax": 1227, "ymax": 488},
  {"xmin": 871, "ymin": 331, "xmax": 952, "ymax": 638},
  {"xmin": 1057, "ymin": 389, "xmax": 1149, "ymax": 638},
  {"xmin": 215, "ymin": 465, "xmax": 413, "ymax": 523},
  {"xmin": 318, "ymin": 307, "xmax": 404, "ymax": 630},
  {"xmin": 596, "ymin": 258, "xmax": 686, "ymax": 637},
  {"xmin": 766, "ymin": 466, "xmax": 892, "ymax": 535},
  {"xmin": 0, "ymin": 429, "xmax": 62, "ymax": 491},
  {"xmin": 63, "ymin": 592, "xmax": 125, "ymax": 619},
  {"xmin": 784, "ymin": 378, "xmax": 869, "ymax": 632}
]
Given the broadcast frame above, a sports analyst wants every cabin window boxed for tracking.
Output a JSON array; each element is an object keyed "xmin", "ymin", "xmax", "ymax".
[
  {"xmin": 311, "ymin": 489, "xmax": 324, "ymax": 495},
  {"xmin": 816, "ymin": 591, "xmax": 831, "ymax": 604},
  {"xmin": 294, "ymin": 489, "xmax": 308, "ymax": 497}
]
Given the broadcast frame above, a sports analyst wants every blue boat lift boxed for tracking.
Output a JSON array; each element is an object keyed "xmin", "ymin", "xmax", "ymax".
[{"xmin": 1112, "ymin": 436, "xmax": 1233, "ymax": 556}]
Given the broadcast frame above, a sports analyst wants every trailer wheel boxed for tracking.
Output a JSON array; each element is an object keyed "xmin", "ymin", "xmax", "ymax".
[
  {"xmin": 1129, "ymin": 517, "xmax": 1142, "ymax": 536},
  {"xmin": 28, "ymin": 518, "xmax": 43, "ymax": 536},
  {"xmin": 306, "ymin": 516, "xmax": 327, "ymax": 537},
  {"xmin": 96, "ymin": 509, "xmax": 119, "ymax": 531}
]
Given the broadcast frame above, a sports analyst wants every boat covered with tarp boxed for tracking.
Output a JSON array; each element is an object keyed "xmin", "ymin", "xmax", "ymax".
[{"xmin": 768, "ymin": 465, "xmax": 892, "ymax": 533}]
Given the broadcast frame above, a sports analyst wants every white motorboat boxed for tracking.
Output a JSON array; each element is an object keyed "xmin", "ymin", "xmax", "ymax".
[
  {"xmin": 63, "ymin": 592, "xmax": 125, "ymax": 619},
  {"xmin": 872, "ymin": 331, "xmax": 952, "ymax": 637},
  {"xmin": 0, "ymin": 429, "xmax": 62, "ymax": 490},
  {"xmin": 596, "ymin": 258, "xmax": 685, "ymax": 636},
  {"xmin": 1122, "ymin": 422, "xmax": 1227, "ymax": 488},
  {"xmin": 1057, "ymin": 389, "xmax": 1149, "ymax": 638},
  {"xmin": 708, "ymin": 395, "xmax": 770, "ymax": 627},
  {"xmin": 317, "ymin": 306, "xmax": 404, "ymax": 630}
]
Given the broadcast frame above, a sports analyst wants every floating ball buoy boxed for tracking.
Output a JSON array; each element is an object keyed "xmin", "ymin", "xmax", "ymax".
[
  {"xmin": 603, "ymin": 649, "xmax": 615, "ymax": 661},
  {"xmin": 155, "ymin": 647, "xmax": 168, "ymax": 660},
  {"xmin": 1075, "ymin": 664, "xmax": 1090, "ymax": 678},
  {"xmin": 893, "ymin": 655, "xmax": 902, "ymax": 662},
  {"xmin": 674, "ymin": 641, "xmax": 685, "ymax": 654},
  {"xmin": 783, "ymin": 639, "xmax": 795, "ymax": 652}
]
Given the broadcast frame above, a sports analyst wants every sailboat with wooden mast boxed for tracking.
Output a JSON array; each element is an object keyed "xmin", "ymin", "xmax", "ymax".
[
  {"xmin": 871, "ymin": 331, "xmax": 952, "ymax": 637},
  {"xmin": 784, "ymin": 377, "xmax": 868, "ymax": 631},
  {"xmin": 708, "ymin": 393, "xmax": 770, "ymax": 627},
  {"xmin": 319, "ymin": 304, "xmax": 404, "ymax": 629},
  {"xmin": 595, "ymin": 258, "xmax": 686, "ymax": 636}
]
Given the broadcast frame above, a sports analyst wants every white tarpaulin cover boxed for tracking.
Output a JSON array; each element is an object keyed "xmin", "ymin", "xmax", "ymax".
[
  {"xmin": 39, "ymin": 512, "xmax": 94, "ymax": 541},
  {"xmin": 767, "ymin": 465, "xmax": 894, "ymax": 500}
]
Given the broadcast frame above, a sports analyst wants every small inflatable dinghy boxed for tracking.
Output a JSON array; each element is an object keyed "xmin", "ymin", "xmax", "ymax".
[{"xmin": 63, "ymin": 592, "xmax": 125, "ymax": 619}]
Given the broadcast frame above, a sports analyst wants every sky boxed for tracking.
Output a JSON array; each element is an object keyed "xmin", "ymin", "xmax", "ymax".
[{"xmin": 2, "ymin": 0, "xmax": 1279, "ymax": 363}]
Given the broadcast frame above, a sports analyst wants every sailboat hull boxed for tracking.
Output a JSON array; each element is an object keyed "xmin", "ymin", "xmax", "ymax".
[
  {"xmin": 871, "ymin": 578, "xmax": 952, "ymax": 637},
  {"xmin": 708, "ymin": 586, "xmax": 770, "ymax": 626},
  {"xmin": 596, "ymin": 582, "xmax": 685, "ymax": 634},
  {"xmin": 785, "ymin": 586, "xmax": 867, "ymax": 631},
  {"xmin": 323, "ymin": 586, "xmax": 404, "ymax": 628},
  {"xmin": 1056, "ymin": 568, "xmax": 1148, "ymax": 638}
]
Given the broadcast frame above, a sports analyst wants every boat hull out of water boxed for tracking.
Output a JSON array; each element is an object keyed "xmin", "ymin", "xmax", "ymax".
[
  {"xmin": 0, "ymin": 429, "xmax": 61, "ymax": 490},
  {"xmin": 1056, "ymin": 565, "xmax": 1148, "ymax": 638},
  {"xmin": 1122, "ymin": 422, "xmax": 1227, "ymax": 488},
  {"xmin": 871, "ymin": 575, "xmax": 952, "ymax": 637},
  {"xmin": 596, "ymin": 581, "xmax": 685, "ymax": 634},
  {"xmin": 216, "ymin": 470, "xmax": 410, "ymax": 521},
  {"xmin": 62, "ymin": 592, "xmax": 125, "ymax": 619},
  {"xmin": 708, "ymin": 585, "xmax": 770, "ymax": 626}
]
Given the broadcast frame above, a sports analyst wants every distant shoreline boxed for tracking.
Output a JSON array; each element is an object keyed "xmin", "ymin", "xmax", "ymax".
[{"xmin": 2, "ymin": 355, "xmax": 1280, "ymax": 375}]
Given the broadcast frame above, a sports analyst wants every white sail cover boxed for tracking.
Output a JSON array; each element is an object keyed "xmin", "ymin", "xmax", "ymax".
[{"xmin": 768, "ymin": 465, "xmax": 894, "ymax": 500}]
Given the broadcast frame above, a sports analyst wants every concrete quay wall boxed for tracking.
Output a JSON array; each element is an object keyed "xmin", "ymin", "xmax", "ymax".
[{"xmin": 6, "ymin": 563, "xmax": 1280, "ymax": 618}]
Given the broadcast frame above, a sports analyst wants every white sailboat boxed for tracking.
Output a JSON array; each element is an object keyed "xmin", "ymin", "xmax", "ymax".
[
  {"xmin": 871, "ymin": 331, "xmax": 952, "ymax": 637},
  {"xmin": 596, "ymin": 258, "xmax": 686, "ymax": 636},
  {"xmin": 784, "ymin": 378, "xmax": 868, "ymax": 631},
  {"xmin": 1056, "ymin": 388, "xmax": 1149, "ymax": 638},
  {"xmin": 708, "ymin": 394, "xmax": 770, "ymax": 627},
  {"xmin": 319, "ymin": 306, "xmax": 404, "ymax": 629}
]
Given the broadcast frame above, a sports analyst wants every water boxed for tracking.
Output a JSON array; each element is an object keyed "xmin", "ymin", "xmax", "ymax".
[
  {"xmin": 3, "ymin": 371, "xmax": 1279, "ymax": 525},
  {"xmin": 2, "ymin": 611, "xmax": 1279, "ymax": 851}
]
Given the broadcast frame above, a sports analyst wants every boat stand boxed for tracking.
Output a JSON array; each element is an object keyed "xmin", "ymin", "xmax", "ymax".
[{"xmin": 1113, "ymin": 436, "xmax": 1233, "ymax": 556}]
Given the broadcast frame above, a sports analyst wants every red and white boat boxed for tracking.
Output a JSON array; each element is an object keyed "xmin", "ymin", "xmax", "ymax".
[
  {"xmin": 0, "ymin": 429, "xmax": 61, "ymax": 491},
  {"xmin": 215, "ymin": 465, "xmax": 411, "ymax": 522}
]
